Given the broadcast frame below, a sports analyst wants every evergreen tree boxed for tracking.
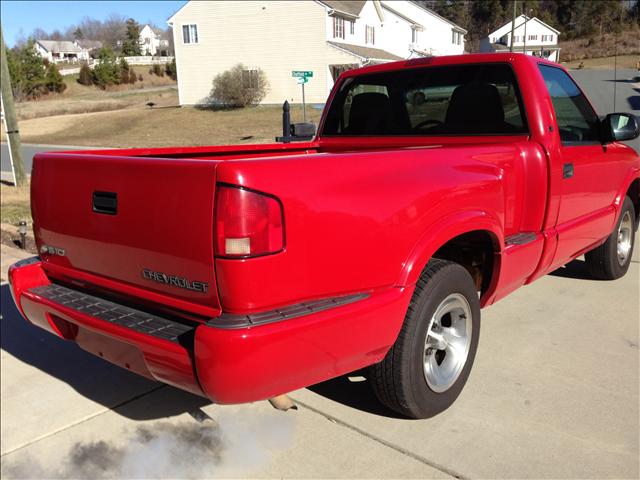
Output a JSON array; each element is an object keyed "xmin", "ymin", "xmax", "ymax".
[
  {"xmin": 121, "ymin": 18, "xmax": 142, "ymax": 56},
  {"xmin": 44, "ymin": 63, "xmax": 66, "ymax": 93}
]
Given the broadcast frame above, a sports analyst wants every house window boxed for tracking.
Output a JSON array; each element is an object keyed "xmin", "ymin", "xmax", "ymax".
[
  {"xmin": 528, "ymin": 34, "xmax": 537, "ymax": 41},
  {"xmin": 242, "ymin": 69, "xmax": 259, "ymax": 89},
  {"xmin": 333, "ymin": 17, "xmax": 345, "ymax": 39},
  {"xmin": 365, "ymin": 25, "xmax": 375, "ymax": 44},
  {"xmin": 411, "ymin": 28, "xmax": 419, "ymax": 43},
  {"xmin": 452, "ymin": 30, "xmax": 462, "ymax": 45},
  {"xmin": 349, "ymin": 20, "xmax": 355, "ymax": 35},
  {"xmin": 182, "ymin": 24, "xmax": 198, "ymax": 44}
]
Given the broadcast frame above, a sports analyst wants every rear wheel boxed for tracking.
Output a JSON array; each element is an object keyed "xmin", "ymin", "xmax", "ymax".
[
  {"xmin": 585, "ymin": 196, "xmax": 636, "ymax": 280},
  {"xmin": 370, "ymin": 259, "xmax": 480, "ymax": 419}
]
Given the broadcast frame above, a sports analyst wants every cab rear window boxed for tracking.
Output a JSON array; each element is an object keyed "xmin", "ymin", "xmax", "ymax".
[{"xmin": 322, "ymin": 63, "xmax": 528, "ymax": 136}]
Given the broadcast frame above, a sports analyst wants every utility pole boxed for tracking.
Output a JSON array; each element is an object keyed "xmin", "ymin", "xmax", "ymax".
[
  {"xmin": 0, "ymin": 23, "xmax": 26, "ymax": 187},
  {"xmin": 509, "ymin": 0, "xmax": 517, "ymax": 52},
  {"xmin": 523, "ymin": 3, "xmax": 527, "ymax": 55}
]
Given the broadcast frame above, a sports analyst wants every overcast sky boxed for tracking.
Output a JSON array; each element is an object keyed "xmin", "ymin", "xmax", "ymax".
[{"xmin": 1, "ymin": 0, "xmax": 185, "ymax": 46}]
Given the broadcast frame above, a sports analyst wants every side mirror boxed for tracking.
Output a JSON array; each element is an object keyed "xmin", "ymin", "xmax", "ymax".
[
  {"xmin": 603, "ymin": 113, "xmax": 640, "ymax": 142},
  {"xmin": 291, "ymin": 122, "xmax": 316, "ymax": 138}
]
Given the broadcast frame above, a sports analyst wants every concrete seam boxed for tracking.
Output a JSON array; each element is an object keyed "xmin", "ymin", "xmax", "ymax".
[
  {"xmin": 0, "ymin": 385, "xmax": 166, "ymax": 458},
  {"xmin": 293, "ymin": 398, "xmax": 467, "ymax": 480}
]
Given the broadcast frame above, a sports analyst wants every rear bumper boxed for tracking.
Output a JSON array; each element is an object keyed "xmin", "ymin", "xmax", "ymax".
[{"xmin": 8, "ymin": 259, "xmax": 412, "ymax": 404}]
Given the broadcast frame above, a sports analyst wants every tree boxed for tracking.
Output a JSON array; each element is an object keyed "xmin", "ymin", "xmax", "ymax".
[
  {"xmin": 73, "ymin": 27, "xmax": 83, "ymax": 40},
  {"xmin": 211, "ymin": 64, "xmax": 269, "ymax": 107},
  {"xmin": 121, "ymin": 18, "xmax": 141, "ymax": 56},
  {"xmin": 165, "ymin": 58, "xmax": 177, "ymax": 80},
  {"xmin": 8, "ymin": 40, "xmax": 47, "ymax": 100},
  {"xmin": 44, "ymin": 63, "xmax": 66, "ymax": 93},
  {"xmin": 78, "ymin": 62, "xmax": 93, "ymax": 85},
  {"xmin": 92, "ymin": 46, "xmax": 119, "ymax": 88}
]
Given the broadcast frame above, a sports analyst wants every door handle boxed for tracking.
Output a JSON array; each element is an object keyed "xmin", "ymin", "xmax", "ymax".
[{"xmin": 563, "ymin": 163, "xmax": 574, "ymax": 179}]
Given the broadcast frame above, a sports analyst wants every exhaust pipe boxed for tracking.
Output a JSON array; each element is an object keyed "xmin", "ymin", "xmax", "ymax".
[{"xmin": 268, "ymin": 394, "xmax": 297, "ymax": 412}]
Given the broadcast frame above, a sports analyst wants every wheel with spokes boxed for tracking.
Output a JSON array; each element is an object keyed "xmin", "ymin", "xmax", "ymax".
[
  {"xmin": 585, "ymin": 196, "xmax": 636, "ymax": 280},
  {"xmin": 370, "ymin": 259, "xmax": 480, "ymax": 419}
]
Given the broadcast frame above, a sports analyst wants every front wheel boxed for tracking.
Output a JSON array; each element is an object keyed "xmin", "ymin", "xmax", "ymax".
[
  {"xmin": 585, "ymin": 196, "xmax": 636, "ymax": 280},
  {"xmin": 369, "ymin": 259, "xmax": 480, "ymax": 419}
]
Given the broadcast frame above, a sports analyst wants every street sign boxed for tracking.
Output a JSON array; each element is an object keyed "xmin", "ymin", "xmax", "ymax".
[
  {"xmin": 292, "ymin": 70, "xmax": 313, "ymax": 79},
  {"xmin": 292, "ymin": 71, "xmax": 313, "ymax": 122}
]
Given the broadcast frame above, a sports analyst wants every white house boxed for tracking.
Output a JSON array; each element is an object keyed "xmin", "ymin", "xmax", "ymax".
[
  {"xmin": 480, "ymin": 15, "xmax": 561, "ymax": 62},
  {"xmin": 139, "ymin": 24, "xmax": 170, "ymax": 56},
  {"xmin": 167, "ymin": 0, "xmax": 467, "ymax": 105},
  {"xmin": 34, "ymin": 40, "xmax": 90, "ymax": 63}
]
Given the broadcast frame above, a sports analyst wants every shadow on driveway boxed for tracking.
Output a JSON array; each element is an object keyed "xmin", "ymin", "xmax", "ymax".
[{"xmin": 0, "ymin": 284, "xmax": 210, "ymax": 420}]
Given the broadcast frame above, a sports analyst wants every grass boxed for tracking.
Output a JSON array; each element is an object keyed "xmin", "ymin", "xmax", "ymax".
[
  {"xmin": 0, "ymin": 183, "xmax": 31, "ymax": 225},
  {"xmin": 1, "ymin": 103, "xmax": 323, "ymax": 148},
  {"xmin": 562, "ymin": 54, "xmax": 639, "ymax": 70},
  {"xmin": 14, "ymin": 65, "xmax": 177, "ymax": 121},
  {"xmin": 559, "ymin": 29, "xmax": 639, "ymax": 67}
]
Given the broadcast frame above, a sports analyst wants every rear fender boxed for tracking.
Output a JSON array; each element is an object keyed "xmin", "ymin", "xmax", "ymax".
[{"xmin": 396, "ymin": 210, "xmax": 503, "ymax": 301}]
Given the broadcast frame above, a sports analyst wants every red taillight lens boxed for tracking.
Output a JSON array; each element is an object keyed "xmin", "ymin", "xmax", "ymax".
[{"xmin": 215, "ymin": 185, "xmax": 284, "ymax": 258}]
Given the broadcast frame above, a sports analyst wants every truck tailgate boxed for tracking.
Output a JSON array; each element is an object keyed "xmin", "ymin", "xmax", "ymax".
[{"xmin": 31, "ymin": 152, "xmax": 220, "ymax": 315}]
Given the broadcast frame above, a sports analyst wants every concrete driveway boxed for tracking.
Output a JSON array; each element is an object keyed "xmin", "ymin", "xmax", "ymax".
[{"xmin": 1, "ymin": 236, "xmax": 638, "ymax": 479}]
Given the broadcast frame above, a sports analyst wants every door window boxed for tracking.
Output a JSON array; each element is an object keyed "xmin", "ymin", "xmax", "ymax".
[{"xmin": 538, "ymin": 64, "xmax": 601, "ymax": 145}]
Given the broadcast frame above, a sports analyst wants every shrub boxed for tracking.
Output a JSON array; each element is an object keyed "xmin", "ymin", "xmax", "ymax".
[
  {"xmin": 129, "ymin": 69, "xmax": 137, "ymax": 84},
  {"xmin": 119, "ymin": 58, "xmax": 131, "ymax": 84},
  {"xmin": 165, "ymin": 58, "xmax": 177, "ymax": 80},
  {"xmin": 92, "ymin": 47, "xmax": 119, "ymax": 89},
  {"xmin": 138, "ymin": 74, "xmax": 143, "ymax": 81},
  {"xmin": 44, "ymin": 64, "xmax": 66, "ymax": 93},
  {"xmin": 211, "ymin": 64, "xmax": 268, "ymax": 107},
  {"xmin": 78, "ymin": 62, "xmax": 93, "ymax": 85},
  {"xmin": 151, "ymin": 63, "xmax": 164, "ymax": 77}
]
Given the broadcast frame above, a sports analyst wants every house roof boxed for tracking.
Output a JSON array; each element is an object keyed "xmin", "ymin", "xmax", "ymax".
[
  {"xmin": 489, "ymin": 14, "xmax": 561, "ymax": 37},
  {"xmin": 36, "ymin": 40, "xmax": 85, "ymax": 53},
  {"xmin": 327, "ymin": 41, "xmax": 403, "ymax": 61},
  {"xmin": 75, "ymin": 39, "xmax": 103, "ymax": 50},
  {"xmin": 318, "ymin": 1, "xmax": 366, "ymax": 17},
  {"xmin": 381, "ymin": 3, "xmax": 423, "ymax": 28},
  {"xmin": 407, "ymin": 1, "xmax": 468, "ymax": 34}
]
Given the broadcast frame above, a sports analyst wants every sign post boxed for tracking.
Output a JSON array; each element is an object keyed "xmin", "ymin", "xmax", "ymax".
[{"xmin": 291, "ymin": 70, "xmax": 313, "ymax": 123}]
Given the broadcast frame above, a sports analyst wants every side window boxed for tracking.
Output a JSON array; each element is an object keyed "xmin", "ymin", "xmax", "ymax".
[
  {"xmin": 538, "ymin": 64, "xmax": 601, "ymax": 145},
  {"xmin": 182, "ymin": 24, "xmax": 198, "ymax": 44}
]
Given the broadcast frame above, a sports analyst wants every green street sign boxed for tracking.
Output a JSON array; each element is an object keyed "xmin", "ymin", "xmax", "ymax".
[
  {"xmin": 292, "ymin": 70, "xmax": 313, "ymax": 79},
  {"xmin": 296, "ymin": 77, "xmax": 308, "ymax": 84}
]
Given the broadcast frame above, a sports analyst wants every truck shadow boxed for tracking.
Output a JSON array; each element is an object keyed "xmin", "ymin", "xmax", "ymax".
[
  {"xmin": 0, "ymin": 284, "xmax": 210, "ymax": 420},
  {"xmin": 307, "ymin": 373, "xmax": 407, "ymax": 419},
  {"xmin": 548, "ymin": 259, "xmax": 598, "ymax": 280}
]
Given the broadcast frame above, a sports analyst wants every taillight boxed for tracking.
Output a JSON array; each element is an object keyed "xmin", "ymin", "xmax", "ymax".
[{"xmin": 215, "ymin": 185, "xmax": 284, "ymax": 258}]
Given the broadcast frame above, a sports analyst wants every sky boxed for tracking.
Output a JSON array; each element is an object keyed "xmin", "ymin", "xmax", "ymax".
[{"xmin": 1, "ymin": 0, "xmax": 185, "ymax": 46}]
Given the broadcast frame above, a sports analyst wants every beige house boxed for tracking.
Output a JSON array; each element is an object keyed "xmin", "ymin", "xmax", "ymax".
[{"xmin": 167, "ymin": 0, "xmax": 466, "ymax": 105}]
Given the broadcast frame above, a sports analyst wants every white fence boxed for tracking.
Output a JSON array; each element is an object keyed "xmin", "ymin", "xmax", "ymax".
[
  {"xmin": 122, "ymin": 56, "xmax": 174, "ymax": 65},
  {"xmin": 58, "ymin": 56, "xmax": 174, "ymax": 76}
]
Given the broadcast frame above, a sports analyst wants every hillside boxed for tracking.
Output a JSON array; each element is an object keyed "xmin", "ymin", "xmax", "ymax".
[{"xmin": 559, "ymin": 29, "xmax": 640, "ymax": 62}]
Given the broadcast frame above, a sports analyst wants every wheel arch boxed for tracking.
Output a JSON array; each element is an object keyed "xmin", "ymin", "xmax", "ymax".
[
  {"xmin": 397, "ymin": 210, "xmax": 503, "ymax": 305},
  {"xmin": 625, "ymin": 177, "xmax": 640, "ymax": 228}
]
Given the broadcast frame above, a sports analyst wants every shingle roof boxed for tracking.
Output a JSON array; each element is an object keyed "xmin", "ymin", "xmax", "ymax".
[
  {"xmin": 318, "ymin": 1, "xmax": 366, "ymax": 17},
  {"xmin": 327, "ymin": 41, "xmax": 403, "ymax": 61},
  {"xmin": 75, "ymin": 39, "xmax": 103, "ymax": 50},
  {"xmin": 37, "ymin": 40, "xmax": 84, "ymax": 53}
]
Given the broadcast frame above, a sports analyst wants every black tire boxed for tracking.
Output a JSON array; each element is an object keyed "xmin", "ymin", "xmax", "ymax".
[
  {"xmin": 369, "ymin": 259, "xmax": 480, "ymax": 419},
  {"xmin": 585, "ymin": 196, "xmax": 636, "ymax": 280}
]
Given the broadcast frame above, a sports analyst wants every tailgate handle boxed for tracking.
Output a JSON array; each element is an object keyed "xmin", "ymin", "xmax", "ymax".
[{"xmin": 92, "ymin": 191, "xmax": 117, "ymax": 215}]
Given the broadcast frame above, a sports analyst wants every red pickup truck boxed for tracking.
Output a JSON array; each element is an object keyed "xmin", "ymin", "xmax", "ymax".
[{"xmin": 9, "ymin": 54, "xmax": 639, "ymax": 418}]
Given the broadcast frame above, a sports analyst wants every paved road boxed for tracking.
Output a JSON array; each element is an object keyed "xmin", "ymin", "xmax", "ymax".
[
  {"xmin": 0, "ymin": 143, "xmax": 100, "ymax": 175},
  {"xmin": 1, "ymin": 239, "xmax": 638, "ymax": 478},
  {"xmin": 570, "ymin": 68, "xmax": 639, "ymax": 152}
]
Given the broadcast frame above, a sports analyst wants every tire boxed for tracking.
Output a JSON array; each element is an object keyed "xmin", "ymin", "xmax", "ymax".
[
  {"xmin": 585, "ymin": 196, "xmax": 636, "ymax": 280},
  {"xmin": 369, "ymin": 259, "xmax": 480, "ymax": 419}
]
